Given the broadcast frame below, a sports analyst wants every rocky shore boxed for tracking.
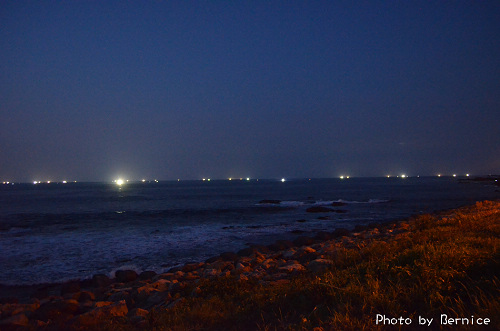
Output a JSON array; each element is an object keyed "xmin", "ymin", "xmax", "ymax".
[
  {"xmin": 0, "ymin": 218, "xmax": 405, "ymax": 330},
  {"xmin": 2, "ymin": 200, "xmax": 499, "ymax": 330}
]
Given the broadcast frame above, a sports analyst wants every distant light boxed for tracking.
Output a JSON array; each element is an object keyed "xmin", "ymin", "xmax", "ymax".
[
  {"xmin": 203, "ymin": 178, "xmax": 206, "ymax": 181},
  {"xmin": 466, "ymin": 174, "xmax": 470, "ymax": 177},
  {"xmin": 228, "ymin": 178, "xmax": 232, "ymax": 181},
  {"xmin": 340, "ymin": 176, "xmax": 344, "ymax": 179},
  {"xmin": 246, "ymin": 178, "xmax": 250, "ymax": 181},
  {"xmin": 62, "ymin": 181, "xmax": 67, "ymax": 184},
  {"xmin": 346, "ymin": 176, "xmax": 350, "ymax": 179},
  {"xmin": 281, "ymin": 178, "xmax": 286, "ymax": 182},
  {"xmin": 178, "ymin": 179, "xmax": 180, "ymax": 181},
  {"xmin": 207, "ymin": 178, "xmax": 211, "ymax": 181},
  {"xmin": 142, "ymin": 179, "xmax": 146, "ymax": 182},
  {"xmin": 437, "ymin": 174, "xmax": 441, "ymax": 177},
  {"xmin": 453, "ymin": 174, "xmax": 457, "ymax": 177},
  {"xmin": 387, "ymin": 175, "xmax": 390, "ymax": 178},
  {"xmin": 401, "ymin": 174, "xmax": 406, "ymax": 178},
  {"xmin": 155, "ymin": 179, "xmax": 158, "ymax": 182},
  {"xmin": 47, "ymin": 181, "xmax": 51, "ymax": 184},
  {"xmin": 33, "ymin": 181, "xmax": 38, "ymax": 185},
  {"xmin": 116, "ymin": 179, "xmax": 124, "ymax": 185}
]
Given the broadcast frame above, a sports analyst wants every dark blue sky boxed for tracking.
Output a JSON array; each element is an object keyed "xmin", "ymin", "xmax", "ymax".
[{"xmin": 1, "ymin": 1, "xmax": 499, "ymax": 182}]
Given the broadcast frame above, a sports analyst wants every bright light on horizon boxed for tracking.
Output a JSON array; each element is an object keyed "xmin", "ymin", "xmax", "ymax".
[
  {"xmin": 115, "ymin": 179, "xmax": 124, "ymax": 185},
  {"xmin": 281, "ymin": 178, "xmax": 285, "ymax": 182}
]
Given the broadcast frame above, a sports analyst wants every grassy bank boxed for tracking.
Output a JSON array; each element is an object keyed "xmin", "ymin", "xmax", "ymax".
[{"xmin": 100, "ymin": 201, "xmax": 499, "ymax": 330}]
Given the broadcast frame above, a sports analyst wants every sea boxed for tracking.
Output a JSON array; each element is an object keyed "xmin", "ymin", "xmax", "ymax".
[{"xmin": 0, "ymin": 177, "xmax": 498, "ymax": 286}]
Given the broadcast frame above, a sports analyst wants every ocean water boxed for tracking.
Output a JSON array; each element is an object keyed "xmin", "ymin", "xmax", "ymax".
[{"xmin": 0, "ymin": 177, "xmax": 498, "ymax": 286}]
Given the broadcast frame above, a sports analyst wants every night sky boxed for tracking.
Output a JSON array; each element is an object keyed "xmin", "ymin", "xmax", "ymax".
[{"xmin": 1, "ymin": 1, "xmax": 499, "ymax": 182}]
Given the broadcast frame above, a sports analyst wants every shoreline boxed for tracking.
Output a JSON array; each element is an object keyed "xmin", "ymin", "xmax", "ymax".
[{"xmin": 1, "ymin": 200, "xmax": 498, "ymax": 329}]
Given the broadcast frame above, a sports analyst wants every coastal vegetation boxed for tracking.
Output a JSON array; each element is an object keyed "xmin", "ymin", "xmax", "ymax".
[{"xmin": 1, "ymin": 201, "xmax": 498, "ymax": 330}]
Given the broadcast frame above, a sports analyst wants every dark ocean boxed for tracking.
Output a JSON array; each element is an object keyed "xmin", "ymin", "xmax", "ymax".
[{"xmin": 0, "ymin": 177, "xmax": 498, "ymax": 286}]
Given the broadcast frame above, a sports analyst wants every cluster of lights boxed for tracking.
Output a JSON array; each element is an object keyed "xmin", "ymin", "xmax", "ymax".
[{"xmin": 339, "ymin": 176, "xmax": 350, "ymax": 179}]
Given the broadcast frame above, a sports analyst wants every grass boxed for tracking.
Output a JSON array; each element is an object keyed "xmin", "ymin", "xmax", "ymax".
[{"xmin": 99, "ymin": 201, "xmax": 500, "ymax": 330}]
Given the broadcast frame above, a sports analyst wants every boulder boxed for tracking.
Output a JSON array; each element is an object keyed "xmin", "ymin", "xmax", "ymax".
[
  {"xmin": 293, "ymin": 236, "xmax": 316, "ymax": 247},
  {"xmin": 219, "ymin": 252, "xmax": 239, "ymax": 261},
  {"xmin": 92, "ymin": 274, "xmax": 111, "ymax": 288},
  {"xmin": 129, "ymin": 307, "xmax": 149, "ymax": 318},
  {"xmin": 73, "ymin": 290, "xmax": 95, "ymax": 303},
  {"xmin": 139, "ymin": 271, "xmax": 157, "ymax": 281},
  {"xmin": 182, "ymin": 262, "xmax": 204, "ymax": 272},
  {"xmin": 279, "ymin": 263, "xmax": 305, "ymax": 273},
  {"xmin": 72, "ymin": 300, "xmax": 128, "ymax": 327},
  {"xmin": 268, "ymin": 240, "xmax": 294, "ymax": 251},
  {"xmin": 33, "ymin": 299, "xmax": 80, "ymax": 322},
  {"xmin": 115, "ymin": 270, "xmax": 138, "ymax": 283},
  {"xmin": 61, "ymin": 281, "xmax": 81, "ymax": 296},
  {"xmin": 315, "ymin": 231, "xmax": 333, "ymax": 240},
  {"xmin": 332, "ymin": 228, "xmax": 351, "ymax": 238}
]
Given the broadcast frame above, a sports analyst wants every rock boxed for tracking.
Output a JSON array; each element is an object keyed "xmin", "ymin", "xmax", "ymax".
[
  {"xmin": 61, "ymin": 281, "xmax": 81, "ymax": 296},
  {"xmin": 293, "ymin": 236, "xmax": 316, "ymax": 246},
  {"xmin": 31, "ymin": 288, "xmax": 49, "ymax": 300},
  {"xmin": 151, "ymin": 279, "xmax": 171, "ymax": 291},
  {"xmin": 268, "ymin": 240, "xmax": 294, "ymax": 251},
  {"xmin": 203, "ymin": 269, "xmax": 219, "ymax": 278},
  {"xmin": 72, "ymin": 300, "xmax": 128, "ymax": 327},
  {"xmin": 92, "ymin": 274, "xmax": 111, "ymax": 288},
  {"xmin": 258, "ymin": 199, "xmax": 281, "ymax": 204},
  {"xmin": 307, "ymin": 259, "xmax": 335, "ymax": 273},
  {"xmin": 146, "ymin": 291, "xmax": 171, "ymax": 306},
  {"xmin": 282, "ymin": 249, "xmax": 296, "ymax": 259},
  {"xmin": 108, "ymin": 290, "xmax": 130, "ymax": 302},
  {"xmin": 279, "ymin": 263, "xmax": 305, "ymax": 273},
  {"xmin": 306, "ymin": 206, "xmax": 335, "ymax": 213},
  {"xmin": 182, "ymin": 262, "xmax": 204, "ymax": 272},
  {"xmin": 314, "ymin": 231, "xmax": 333, "ymax": 240},
  {"xmin": 139, "ymin": 270, "xmax": 157, "ymax": 280},
  {"xmin": 205, "ymin": 256, "xmax": 221, "ymax": 263},
  {"xmin": 0, "ymin": 313, "xmax": 29, "ymax": 328},
  {"xmin": 261, "ymin": 259, "xmax": 276, "ymax": 270},
  {"xmin": 237, "ymin": 247, "xmax": 257, "ymax": 257},
  {"xmin": 354, "ymin": 224, "xmax": 368, "ymax": 232},
  {"xmin": 94, "ymin": 301, "xmax": 112, "ymax": 308},
  {"xmin": 332, "ymin": 228, "xmax": 351, "ymax": 238},
  {"xmin": 33, "ymin": 299, "xmax": 80, "ymax": 322},
  {"xmin": 115, "ymin": 270, "xmax": 138, "ymax": 283},
  {"xmin": 208, "ymin": 260, "xmax": 234, "ymax": 271},
  {"xmin": 220, "ymin": 251, "xmax": 239, "ymax": 261},
  {"xmin": 129, "ymin": 307, "xmax": 149, "ymax": 317},
  {"xmin": 73, "ymin": 290, "xmax": 96, "ymax": 302}
]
